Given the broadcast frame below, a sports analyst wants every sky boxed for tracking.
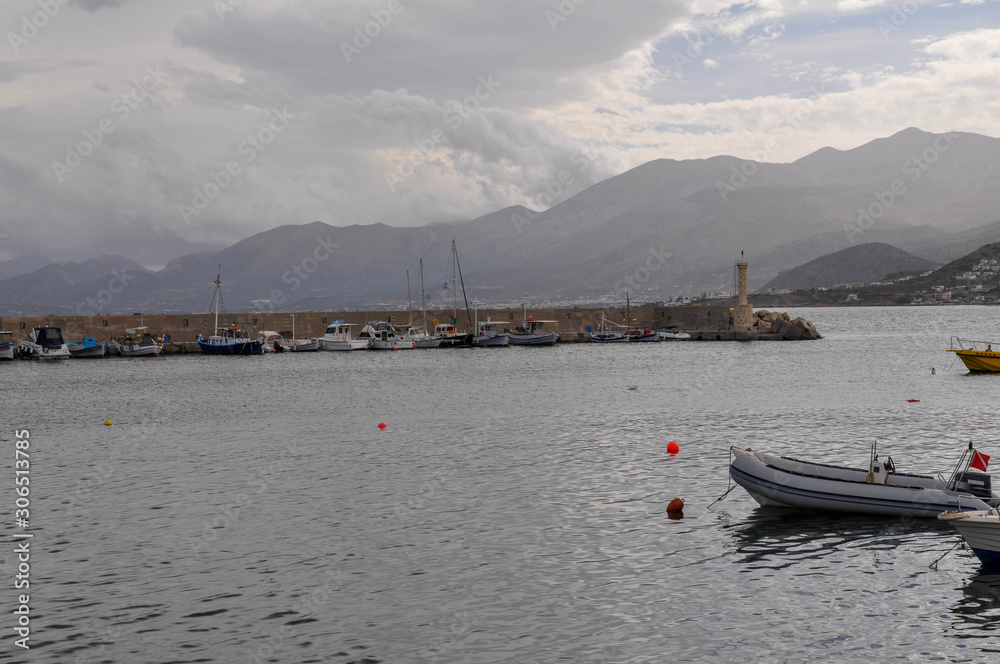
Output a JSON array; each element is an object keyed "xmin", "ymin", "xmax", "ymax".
[{"xmin": 1, "ymin": 0, "xmax": 999, "ymax": 267}]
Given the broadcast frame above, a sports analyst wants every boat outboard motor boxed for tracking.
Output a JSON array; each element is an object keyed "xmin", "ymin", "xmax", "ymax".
[{"xmin": 954, "ymin": 471, "xmax": 993, "ymax": 499}]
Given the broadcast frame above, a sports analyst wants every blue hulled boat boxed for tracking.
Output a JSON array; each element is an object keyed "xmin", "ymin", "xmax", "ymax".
[
  {"xmin": 195, "ymin": 269, "xmax": 264, "ymax": 356},
  {"xmin": 67, "ymin": 336, "xmax": 107, "ymax": 358}
]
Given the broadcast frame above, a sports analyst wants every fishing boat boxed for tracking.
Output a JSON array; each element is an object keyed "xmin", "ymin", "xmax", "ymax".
[
  {"xmin": 402, "ymin": 326, "xmax": 443, "ymax": 348},
  {"xmin": 113, "ymin": 327, "xmax": 162, "ymax": 357},
  {"xmin": 590, "ymin": 314, "xmax": 628, "ymax": 343},
  {"xmin": 17, "ymin": 326, "xmax": 71, "ymax": 360},
  {"xmin": 318, "ymin": 321, "xmax": 368, "ymax": 351},
  {"xmin": 195, "ymin": 269, "xmax": 264, "ymax": 355},
  {"xmin": 471, "ymin": 318, "xmax": 509, "ymax": 347},
  {"xmin": 624, "ymin": 293, "xmax": 659, "ymax": 341},
  {"xmin": 947, "ymin": 337, "xmax": 1000, "ymax": 372},
  {"xmin": 656, "ymin": 326, "xmax": 691, "ymax": 341},
  {"xmin": 358, "ymin": 321, "xmax": 415, "ymax": 350},
  {"xmin": 939, "ymin": 509, "xmax": 1000, "ymax": 565},
  {"xmin": 284, "ymin": 314, "xmax": 319, "ymax": 352},
  {"xmin": 0, "ymin": 331, "xmax": 15, "ymax": 360},
  {"xmin": 509, "ymin": 305, "xmax": 559, "ymax": 345},
  {"xmin": 67, "ymin": 336, "xmax": 108, "ymax": 358},
  {"xmin": 729, "ymin": 443, "xmax": 999, "ymax": 517}
]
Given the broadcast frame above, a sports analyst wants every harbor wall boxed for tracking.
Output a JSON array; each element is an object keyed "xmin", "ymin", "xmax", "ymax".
[{"xmin": 0, "ymin": 305, "xmax": 734, "ymax": 347}]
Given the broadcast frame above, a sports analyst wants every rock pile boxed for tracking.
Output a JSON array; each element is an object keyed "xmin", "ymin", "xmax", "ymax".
[{"xmin": 753, "ymin": 310, "xmax": 822, "ymax": 340}]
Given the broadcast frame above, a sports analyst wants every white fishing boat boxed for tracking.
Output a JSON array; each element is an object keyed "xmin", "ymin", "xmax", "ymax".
[
  {"xmin": 939, "ymin": 509, "xmax": 1000, "ymax": 565},
  {"xmin": 113, "ymin": 327, "xmax": 162, "ymax": 357},
  {"xmin": 656, "ymin": 326, "xmax": 691, "ymax": 340},
  {"xmin": 509, "ymin": 305, "xmax": 559, "ymax": 345},
  {"xmin": 0, "ymin": 331, "xmax": 15, "ymax": 360},
  {"xmin": 590, "ymin": 315, "xmax": 628, "ymax": 343},
  {"xmin": 283, "ymin": 314, "xmax": 319, "ymax": 351},
  {"xmin": 402, "ymin": 326, "xmax": 443, "ymax": 348},
  {"xmin": 470, "ymin": 302, "xmax": 508, "ymax": 347},
  {"xmin": 18, "ymin": 326, "xmax": 71, "ymax": 360},
  {"xmin": 358, "ymin": 321, "xmax": 415, "ymax": 350},
  {"xmin": 318, "ymin": 321, "xmax": 368, "ymax": 351},
  {"xmin": 730, "ymin": 443, "xmax": 999, "ymax": 517}
]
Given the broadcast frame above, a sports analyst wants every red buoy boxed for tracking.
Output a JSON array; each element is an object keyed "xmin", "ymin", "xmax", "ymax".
[
  {"xmin": 667, "ymin": 497, "xmax": 685, "ymax": 512},
  {"xmin": 378, "ymin": 422, "xmax": 387, "ymax": 429},
  {"xmin": 667, "ymin": 441, "xmax": 680, "ymax": 454}
]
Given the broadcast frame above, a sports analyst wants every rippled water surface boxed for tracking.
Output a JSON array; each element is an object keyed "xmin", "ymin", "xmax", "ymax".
[{"xmin": 6, "ymin": 306, "xmax": 1000, "ymax": 663}]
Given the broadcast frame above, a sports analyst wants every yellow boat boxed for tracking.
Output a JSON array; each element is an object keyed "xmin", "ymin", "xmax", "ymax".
[{"xmin": 948, "ymin": 337, "xmax": 1000, "ymax": 372}]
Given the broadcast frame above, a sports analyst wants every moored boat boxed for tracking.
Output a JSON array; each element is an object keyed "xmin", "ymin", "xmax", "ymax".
[
  {"xmin": 114, "ymin": 327, "xmax": 162, "ymax": 357},
  {"xmin": 948, "ymin": 337, "xmax": 1000, "ymax": 372},
  {"xmin": 195, "ymin": 269, "xmax": 264, "ymax": 355},
  {"xmin": 509, "ymin": 306, "xmax": 559, "ymax": 346},
  {"xmin": 590, "ymin": 315, "xmax": 628, "ymax": 343},
  {"xmin": 434, "ymin": 321, "xmax": 471, "ymax": 347},
  {"xmin": 730, "ymin": 443, "xmax": 999, "ymax": 517},
  {"xmin": 67, "ymin": 336, "xmax": 108, "ymax": 358},
  {"xmin": 318, "ymin": 321, "xmax": 368, "ymax": 351},
  {"xmin": 656, "ymin": 326, "xmax": 691, "ymax": 341},
  {"xmin": 283, "ymin": 313, "xmax": 319, "ymax": 351},
  {"xmin": 18, "ymin": 326, "xmax": 71, "ymax": 360},
  {"xmin": 402, "ymin": 325, "xmax": 443, "ymax": 348},
  {"xmin": 0, "ymin": 331, "xmax": 15, "ymax": 360},
  {"xmin": 939, "ymin": 509, "xmax": 1000, "ymax": 565},
  {"xmin": 358, "ymin": 321, "xmax": 415, "ymax": 350}
]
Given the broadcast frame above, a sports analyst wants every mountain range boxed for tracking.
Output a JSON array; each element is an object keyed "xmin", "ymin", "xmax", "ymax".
[{"xmin": 3, "ymin": 127, "xmax": 1000, "ymax": 315}]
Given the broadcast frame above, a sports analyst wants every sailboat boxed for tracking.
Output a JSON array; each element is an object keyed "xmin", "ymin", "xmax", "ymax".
[
  {"xmin": 195, "ymin": 268, "xmax": 264, "ymax": 355},
  {"xmin": 434, "ymin": 239, "xmax": 472, "ymax": 346},
  {"xmin": 402, "ymin": 260, "xmax": 443, "ymax": 348}
]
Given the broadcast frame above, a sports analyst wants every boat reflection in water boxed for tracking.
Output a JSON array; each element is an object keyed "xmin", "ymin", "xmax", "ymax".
[{"xmin": 724, "ymin": 509, "xmax": 952, "ymax": 568}]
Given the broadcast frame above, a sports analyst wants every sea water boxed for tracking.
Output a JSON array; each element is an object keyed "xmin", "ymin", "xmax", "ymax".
[{"xmin": 3, "ymin": 306, "xmax": 999, "ymax": 663}]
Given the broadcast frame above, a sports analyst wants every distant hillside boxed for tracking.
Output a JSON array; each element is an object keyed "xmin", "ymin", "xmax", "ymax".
[
  {"xmin": 763, "ymin": 243, "xmax": 938, "ymax": 291},
  {"xmin": 0, "ymin": 254, "xmax": 51, "ymax": 281}
]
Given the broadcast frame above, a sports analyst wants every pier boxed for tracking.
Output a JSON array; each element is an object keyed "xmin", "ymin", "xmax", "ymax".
[{"xmin": 0, "ymin": 303, "xmax": 818, "ymax": 353}]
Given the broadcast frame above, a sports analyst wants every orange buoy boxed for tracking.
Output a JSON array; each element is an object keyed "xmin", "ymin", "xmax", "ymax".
[
  {"xmin": 907, "ymin": 399, "xmax": 920, "ymax": 402},
  {"xmin": 378, "ymin": 422, "xmax": 387, "ymax": 429},
  {"xmin": 667, "ymin": 441, "xmax": 680, "ymax": 454},
  {"xmin": 667, "ymin": 497, "xmax": 685, "ymax": 512}
]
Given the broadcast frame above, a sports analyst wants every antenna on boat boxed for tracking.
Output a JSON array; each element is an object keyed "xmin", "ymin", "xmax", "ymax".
[{"xmin": 946, "ymin": 441, "xmax": 975, "ymax": 491}]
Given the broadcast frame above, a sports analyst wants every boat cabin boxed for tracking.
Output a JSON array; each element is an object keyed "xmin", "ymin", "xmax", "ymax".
[{"xmin": 31, "ymin": 326, "xmax": 66, "ymax": 348}]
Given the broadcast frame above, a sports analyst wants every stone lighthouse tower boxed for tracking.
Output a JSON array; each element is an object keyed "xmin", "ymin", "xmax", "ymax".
[{"xmin": 733, "ymin": 253, "xmax": 753, "ymax": 331}]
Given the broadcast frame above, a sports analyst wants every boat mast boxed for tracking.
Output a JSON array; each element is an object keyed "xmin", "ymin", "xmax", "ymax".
[
  {"xmin": 213, "ymin": 266, "xmax": 222, "ymax": 333},
  {"xmin": 451, "ymin": 239, "xmax": 457, "ymax": 323},
  {"xmin": 406, "ymin": 269, "xmax": 413, "ymax": 327},
  {"xmin": 291, "ymin": 312, "xmax": 296, "ymax": 340},
  {"xmin": 419, "ymin": 258, "xmax": 427, "ymax": 330}
]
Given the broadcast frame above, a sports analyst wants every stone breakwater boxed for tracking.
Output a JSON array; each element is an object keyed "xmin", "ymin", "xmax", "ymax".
[{"xmin": 0, "ymin": 305, "xmax": 820, "ymax": 351}]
